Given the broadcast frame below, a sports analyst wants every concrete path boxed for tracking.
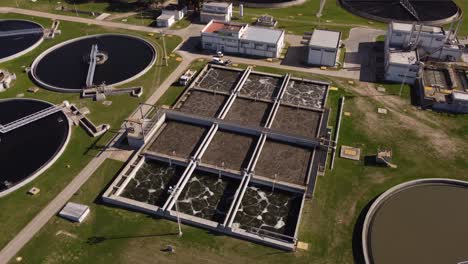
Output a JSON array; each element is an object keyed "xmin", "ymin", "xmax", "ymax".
[{"xmin": 343, "ymin": 27, "xmax": 385, "ymax": 70}]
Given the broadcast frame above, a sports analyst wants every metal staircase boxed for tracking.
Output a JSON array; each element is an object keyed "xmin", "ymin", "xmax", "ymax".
[
  {"xmin": 400, "ymin": 0, "xmax": 420, "ymax": 21},
  {"xmin": 0, "ymin": 105, "xmax": 62, "ymax": 133}
]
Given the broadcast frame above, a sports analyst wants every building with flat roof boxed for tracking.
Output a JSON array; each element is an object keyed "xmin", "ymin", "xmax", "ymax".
[
  {"xmin": 384, "ymin": 49, "xmax": 421, "ymax": 84},
  {"xmin": 201, "ymin": 20, "xmax": 285, "ymax": 58},
  {"xmin": 201, "ymin": 2, "xmax": 233, "ymax": 23},
  {"xmin": 156, "ymin": 4, "xmax": 187, "ymax": 28},
  {"xmin": 307, "ymin": 29, "xmax": 341, "ymax": 67}
]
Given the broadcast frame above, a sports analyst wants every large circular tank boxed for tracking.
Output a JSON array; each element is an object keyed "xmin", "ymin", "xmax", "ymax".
[
  {"xmin": 339, "ymin": 0, "xmax": 461, "ymax": 25},
  {"xmin": 30, "ymin": 34, "xmax": 156, "ymax": 92},
  {"xmin": 0, "ymin": 98, "xmax": 70, "ymax": 197},
  {"xmin": 362, "ymin": 179, "xmax": 468, "ymax": 263},
  {"xmin": 0, "ymin": 19, "xmax": 44, "ymax": 63}
]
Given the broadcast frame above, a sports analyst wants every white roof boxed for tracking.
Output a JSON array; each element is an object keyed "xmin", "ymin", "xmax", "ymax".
[
  {"xmin": 388, "ymin": 50, "xmax": 418, "ymax": 65},
  {"xmin": 157, "ymin": 13, "xmax": 175, "ymax": 20},
  {"xmin": 309, "ymin": 29, "xmax": 340, "ymax": 49},
  {"xmin": 59, "ymin": 202, "xmax": 90, "ymax": 222},
  {"xmin": 204, "ymin": 2, "xmax": 231, "ymax": 8},
  {"xmin": 453, "ymin": 91, "xmax": 468, "ymax": 101},
  {"xmin": 243, "ymin": 26, "xmax": 284, "ymax": 44}
]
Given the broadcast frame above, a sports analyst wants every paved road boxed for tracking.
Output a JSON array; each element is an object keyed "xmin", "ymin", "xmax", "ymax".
[{"xmin": 343, "ymin": 27, "xmax": 385, "ymax": 70}]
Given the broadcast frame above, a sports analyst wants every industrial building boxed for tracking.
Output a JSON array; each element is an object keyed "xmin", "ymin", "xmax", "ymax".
[
  {"xmin": 387, "ymin": 22, "xmax": 464, "ymax": 62},
  {"xmin": 201, "ymin": 20, "xmax": 285, "ymax": 58},
  {"xmin": 307, "ymin": 29, "xmax": 341, "ymax": 67},
  {"xmin": 156, "ymin": 4, "xmax": 187, "ymax": 27},
  {"xmin": 200, "ymin": 2, "xmax": 233, "ymax": 23},
  {"xmin": 417, "ymin": 63, "xmax": 468, "ymax": 113},
  {"xmin": 384, "ymin": 21, "xmax": 465, "ymax": 84}
]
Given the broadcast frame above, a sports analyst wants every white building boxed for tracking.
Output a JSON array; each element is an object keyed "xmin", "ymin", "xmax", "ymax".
[
  {"xmin": 387, "ymin": 22, "xmax": 464, "ymax": 61},
  {"xmin": 200, "ymin": 2, "xmax": 233, "ymax": 23},
  {"xmin": 201, "ymin": 20, "xmax": 285, "ymax": 58},
  {"xmin": 156, "ymin": 4, "xmax": 187, "ymax": 28},
  {"xmin": 307, "ymin": 29, "xmax": 341, "ymax": 67},
  {"xmin": 384, "ymin": 49, "xmax": 421, "ymax": 84}
]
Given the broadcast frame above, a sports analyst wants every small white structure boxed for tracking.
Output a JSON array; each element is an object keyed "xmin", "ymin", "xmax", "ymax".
[
  {"xmin": 157, "ymin": 13, "xmax": 176, "ymax": 28},
  {"xmin": 156, "ymin": 4, "xmax": 187, "ymax": 28},
  {"xmin": 201, "ymin": 20, "xmax": 285, "ymax": 58},
  {"xmin": 200, "ymin": 2, "xmax": 233, "ymax": 23},
  {"xmin": 59, "ymin": 202, "xmax": 90, "ymax": 223},
  {"xmin": 307, "ymin": 29, "xmax": 341, "ymax": 67},
  {"xmin": 0, "ymin": 69, "xmax": 16, "ymax": 92},
  {"xmin": 384, "ymin": 49, "xmax": 420, "ymax": 84}
]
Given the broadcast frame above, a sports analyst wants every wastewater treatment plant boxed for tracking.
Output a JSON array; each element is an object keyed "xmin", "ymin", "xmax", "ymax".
[{"xmin": 0, "ymin": 2, "xmax": 467, "ymax": 263}]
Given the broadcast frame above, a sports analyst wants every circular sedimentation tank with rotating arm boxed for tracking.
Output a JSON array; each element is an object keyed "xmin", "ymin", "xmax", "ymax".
[
  {"xmin": 0, "ymin": 19, "xmax": 44, "ymax": 63},
  {"xmin": 30, "ymin": 34, "xmax": 157, "ymax": 93},
  {"xmin": 0, "ymin": 98, "xmax": 71, "ymax": 197},
  {"xmin": 339, "ymin": 0, "xmax": 462, "ymax": 25}
]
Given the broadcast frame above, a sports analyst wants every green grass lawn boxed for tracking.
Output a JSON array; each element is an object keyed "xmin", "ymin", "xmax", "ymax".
[
  {"xmin": 12, "ymin": 61, "xmax": 468, "ymax": 263},
  {"xmin": 0, "ymin": 13, "xmax": 182, "ymax": 250},
  {"xmin": 1, "ymin": 0, "xmax": 143, "ymax": 17}
]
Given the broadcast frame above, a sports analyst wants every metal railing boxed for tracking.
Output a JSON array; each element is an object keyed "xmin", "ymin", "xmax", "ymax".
[{"xmin": 0, "ymin": 105, "xmax": 62, "ymax": 133}]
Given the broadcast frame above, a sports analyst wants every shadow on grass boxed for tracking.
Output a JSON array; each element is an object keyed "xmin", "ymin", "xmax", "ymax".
[
  {"xmin": 352, "ymin": 196, "xmax": 378, "ymax": 264},
  {"xmin": 87, "ymin": 232, "xmax": 179, "ymax": 245}
]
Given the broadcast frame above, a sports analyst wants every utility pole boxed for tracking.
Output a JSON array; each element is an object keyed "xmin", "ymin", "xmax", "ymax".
[
  {"xmin": 161, "ymin": 30, "xmax": 168, "ymax": 66},
  {"xmin": 399, "ymin": 56, "xmax": 416, "ymax": 97},
  {"xmin": 168, "ymin": 186, "xmax": 183, "ymax": 237}
]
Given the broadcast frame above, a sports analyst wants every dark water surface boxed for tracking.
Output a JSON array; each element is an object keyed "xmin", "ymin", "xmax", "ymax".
[
  {"xmin": 33, "ymin": 34, "xmax": 155, "ymax": 90},
  {"xmin": 0, "ymin": 99, "xmax": 69, "ymax": 193},
  {"xmin": 0, "ymin": 20, "xmax": 43, "ymax": 60}
]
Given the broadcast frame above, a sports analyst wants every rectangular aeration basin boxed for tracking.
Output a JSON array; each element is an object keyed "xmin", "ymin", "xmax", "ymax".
[
  {"xmin": 175, "ymin": 169, "xmax": 241, "ymax": 223},
  {"xmin": 201, "ymin": 130, "xmax": 257, "ymax": 172},
  {"xmin": 178, "ymin": 90, "xmax": 229, "ymax": 118},
  {"xmin": 232, "ymin": 182, "xmax": 304, "ymax": 243},
  {"xmin": 224, "ymin": 98, "xmax": 273, "ymax": 128},
  {"xmin": 254, "ymin": 139, "xmax": 313, "ymax": 186},
  {"xmin": 283, "ymin": 79, "xmax": 327, "ymax": 109},
  {"xmin": 240, "ymin": 73, "xmax": 282, "ymax": 101},
  {"xmin": 119, "ymin": 159, "xmax": 186, "ymax": 207},
  {"xmin": 147, "ymin": 120, "xmax": 208, "ymax": 160},
  {"xmin": 195, "ymin": 67, "xmax": 242, "ymax": 93},
  {"xmin": 271, "ymin": 106, "xmax": 321, "ymax": 138}
]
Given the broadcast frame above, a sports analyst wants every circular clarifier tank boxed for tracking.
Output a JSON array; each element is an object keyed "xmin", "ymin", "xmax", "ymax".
[
  {"xmin": 0, "ymin": 19, "xmax": 44, "ymax": 63},
  {"xmin": 31, "ymin": 34, "xmax": 156, "ymax": 92},
  {"xmin": 362, "ymin": 179, "xmax": 468, "ymax": 264},
  {"xmin": 0, "ymin": 98, "xmax": 70, "ymax": 197},
  {"xmin": 339, "ymin": 0, "xmax": 461, "ymax": 25}
]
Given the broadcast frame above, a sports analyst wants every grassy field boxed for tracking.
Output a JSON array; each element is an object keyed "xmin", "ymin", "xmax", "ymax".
[
  {"xmin": 0, "ymin": 13, "xmax": 182, "ymax": 250},
  {"xmin": 11, "ymin": 60, "xmax": 468, "ymax": 263}
]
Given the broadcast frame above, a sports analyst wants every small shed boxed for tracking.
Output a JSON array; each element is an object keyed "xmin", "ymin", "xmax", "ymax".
[
  {"xmin": 59, "ymin": 202, "xmax": 90, "ymax": 223},
  {"xmin": 156, "ymin": 13, "xmax": 176, "ymax": 28},
  {"xmin": 307, "ymin": 29, "xmax": 341, "ymax": 67}
]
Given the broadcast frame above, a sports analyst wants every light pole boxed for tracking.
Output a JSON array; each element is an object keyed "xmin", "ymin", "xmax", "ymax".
[
  {"xmin": 168, "ymin": 186, "xmax": 183, "ymax": 237},
  {"xmin": 161, "ymin": 30, "xmax": 168, "ymax": 66},
  {"xmin": 399, "ymin": 56, "xmax": 416, "ymax": 97}
]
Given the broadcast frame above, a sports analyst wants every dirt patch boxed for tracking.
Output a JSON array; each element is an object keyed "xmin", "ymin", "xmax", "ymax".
[{"xmin": 224, "ymin": 98, "xmax": 273, "ymax": 128}]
